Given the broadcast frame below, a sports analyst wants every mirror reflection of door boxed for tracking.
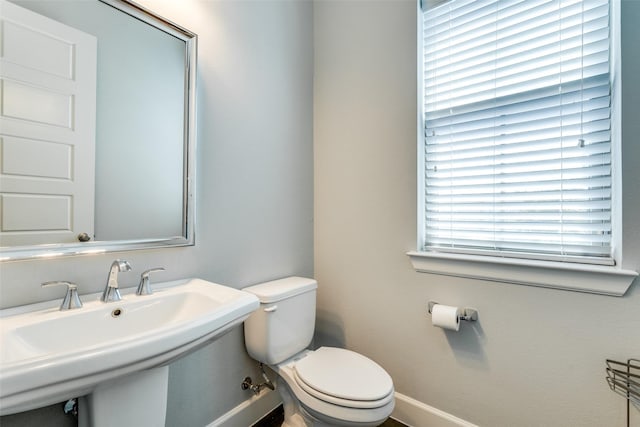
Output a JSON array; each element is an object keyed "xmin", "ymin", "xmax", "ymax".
[{"xmin": 0, "ymin": 0, "xmax": 97, "ymax": 246}]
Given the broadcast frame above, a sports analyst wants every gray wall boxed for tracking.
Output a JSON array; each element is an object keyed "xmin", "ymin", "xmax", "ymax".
[
  {"xmin": 0, "ymin": 0, "xmax": 313, "ymax": 425},
  {"xmin": 314, "ymin": 1, "xmax": 639, "ymax": 427}
]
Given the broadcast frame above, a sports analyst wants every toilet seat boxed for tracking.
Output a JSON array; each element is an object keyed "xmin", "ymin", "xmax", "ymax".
[
  {"xmin": 292, "ymin": 347, "xmax": 394, "ymax": 409},
  {"xmin": 275, "ymin": 347, "xmax": 395, "ymax": 426}
]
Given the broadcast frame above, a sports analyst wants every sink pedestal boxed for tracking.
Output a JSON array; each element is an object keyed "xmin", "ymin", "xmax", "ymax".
[{"xmin": 79, "ymin": 366, "xmax": 169, "ymax": 427}]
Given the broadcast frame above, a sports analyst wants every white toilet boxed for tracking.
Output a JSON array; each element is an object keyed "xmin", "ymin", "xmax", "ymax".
[{"xmin": 243, "ymin": 277, "xmax": 394, "ymax": 427}]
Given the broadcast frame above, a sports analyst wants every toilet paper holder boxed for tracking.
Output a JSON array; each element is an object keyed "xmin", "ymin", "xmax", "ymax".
[{"xmin": 428, "ymin": 301, "xmax": 478, "ymax": 322}]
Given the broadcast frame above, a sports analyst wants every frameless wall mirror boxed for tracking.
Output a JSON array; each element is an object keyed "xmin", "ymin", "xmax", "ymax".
[{"xmin": 0, "ymin": 0, "xmax": 197, "ymax": 261}]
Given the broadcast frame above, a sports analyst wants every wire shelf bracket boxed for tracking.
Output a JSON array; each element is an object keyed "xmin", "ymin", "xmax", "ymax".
[{"xmin": 606, "ymin": 358, "xmax": 640, "ymax": 427}]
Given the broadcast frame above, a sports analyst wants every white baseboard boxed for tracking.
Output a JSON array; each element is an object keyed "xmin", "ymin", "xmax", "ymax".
[
  {"xmin": 207, "ymin": 389, "xmax": 282, "ymax": 427},
  {"xmin": 206, "ymin": 390, "xmax": 475, "ymax": 427},
  {"xmin": 391, "ymin": 392, "xmax": 478, "ymax": 427}
]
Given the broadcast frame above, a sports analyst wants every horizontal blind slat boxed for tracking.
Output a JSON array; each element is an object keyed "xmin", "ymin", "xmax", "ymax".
[
  {"xmin": 424, "ymin": 7, "xmax": 609, "ymax": 67},
  {"xmin": 424, "ymin": 2, "xmax": 608, "ymax": 62},
  {"xmin": 422, "ymin": 0, "xmax": 613, "ymax": 263},
  {"xmin": 425, "ymin": 74, "xmax": 609, "ymax": 120},
  {"xmin": 425, "ymin": 85, "xmax": 609, "ymax": 129},
  {"xmin": 425, "ymin": 100, "xmax": 611, "ymax": 141},
  {"xmin": 424, "ymin": 34, "xmax": 609, "ymax": 92}
]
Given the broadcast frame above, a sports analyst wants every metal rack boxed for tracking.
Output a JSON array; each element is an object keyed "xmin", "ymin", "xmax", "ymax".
[{"xmin": 606, "ymin": 359, "xmax": 640, "ymax": 427}]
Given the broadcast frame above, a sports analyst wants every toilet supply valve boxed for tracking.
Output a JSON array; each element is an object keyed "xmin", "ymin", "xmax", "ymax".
[
  {"xmin": 241, "ymin": 363, "xmax": 275, "ymax": 395},
  {"xmin": 62, "ymin": 398, "xmax": 78, "ymax": 417}
]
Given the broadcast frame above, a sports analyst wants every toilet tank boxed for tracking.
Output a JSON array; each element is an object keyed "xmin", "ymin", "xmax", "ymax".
[{"xmin": 243, "ymin": 277, "xmax": 317, "ymax": 365}]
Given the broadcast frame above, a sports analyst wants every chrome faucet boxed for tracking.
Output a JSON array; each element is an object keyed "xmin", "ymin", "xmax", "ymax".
[
  {"xmin": 42, "ymin": 281, "xmax": 83, "ymax": 311},
  {"xmin": 136, "ymin": 267, "xmax": 165, "ymax": 296},
  {"xmin": 101, "ymin": 260, "xmax": 131, "ymax": 302}
]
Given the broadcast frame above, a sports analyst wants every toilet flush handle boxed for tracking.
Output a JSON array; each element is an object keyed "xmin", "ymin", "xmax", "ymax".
[{"xmin": 263, "ymin": 305, "xmax": 278, "ymax": 313}]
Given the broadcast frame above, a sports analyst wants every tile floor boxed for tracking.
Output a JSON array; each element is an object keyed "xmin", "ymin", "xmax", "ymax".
[
  {"xmin": 253, "ymin": 405, "xmax": 407, "ymax": 427},
  {"xmin": 379, "ymin": 417, "xmax": 408, "ymax": 427}
]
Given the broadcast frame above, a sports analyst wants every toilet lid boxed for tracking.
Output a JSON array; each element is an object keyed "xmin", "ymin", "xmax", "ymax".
[{"xmin": 293, "ymin": 347, "xmax": 393, "ymax": 403}]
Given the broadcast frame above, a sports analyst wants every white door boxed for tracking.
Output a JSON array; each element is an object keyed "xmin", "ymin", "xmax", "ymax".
[{"xmin": 0, "ymin": 0, "xmax": 97, "ymax": 246}]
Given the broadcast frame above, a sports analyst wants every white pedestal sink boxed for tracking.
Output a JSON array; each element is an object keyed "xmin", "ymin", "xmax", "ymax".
[{"xmin": 0, "ymin": 278, "xmax": 260, "ymax": 424}]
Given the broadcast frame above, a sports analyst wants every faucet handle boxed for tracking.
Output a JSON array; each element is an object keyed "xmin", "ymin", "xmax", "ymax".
[
  {"xmin": 136, "ymin": 268, "xmax": 165, "ymax": 296},
  {"xmin": 42, "ymin": 281, "xmax": 83, "ymax": 311}
]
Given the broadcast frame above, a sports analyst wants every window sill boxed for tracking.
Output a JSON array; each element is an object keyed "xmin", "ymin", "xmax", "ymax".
[{"xmin": 407, "ymin": 251, "xmax": 638, "ymax": 296}]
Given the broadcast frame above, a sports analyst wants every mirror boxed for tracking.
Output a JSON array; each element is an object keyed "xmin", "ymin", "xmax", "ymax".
[{"xmin": 0, "ymin": 0, "xmax": 196, "ymax": 261}]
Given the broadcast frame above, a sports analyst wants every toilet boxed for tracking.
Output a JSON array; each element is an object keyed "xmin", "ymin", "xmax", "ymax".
[{"xmin": 243, "ymin": 277, "xmax": 394, "ymax": 427}]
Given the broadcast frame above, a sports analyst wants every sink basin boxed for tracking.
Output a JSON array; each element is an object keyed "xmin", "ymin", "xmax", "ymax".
[{"xmin": 0, "ymin": 278, "xmax": 259, "ymax": 416}]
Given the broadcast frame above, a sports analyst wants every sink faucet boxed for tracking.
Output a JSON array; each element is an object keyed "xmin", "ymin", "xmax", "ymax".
[
  {"xmin": 42, "ymin": 281, "xmax": 83, "ymax": 311},
  {"xmin": 101, "ymin": 260, "xmax": 131, "ymax": 302}
]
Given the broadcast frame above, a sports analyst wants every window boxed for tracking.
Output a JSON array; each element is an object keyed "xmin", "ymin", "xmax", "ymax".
[{"xmin": 410, "ymin": 0, "xmax": 638, "ymax": 295}]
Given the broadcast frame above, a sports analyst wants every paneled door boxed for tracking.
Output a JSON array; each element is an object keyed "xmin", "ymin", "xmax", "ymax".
[{"xmin": 0, "ymin": 0, "xmax": 97, "ymax": 246}]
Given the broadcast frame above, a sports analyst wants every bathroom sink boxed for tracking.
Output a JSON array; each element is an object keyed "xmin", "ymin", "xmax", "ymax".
[{"xmin": 0, "ymin": 278, "xmax": 259, "ymax": 415}]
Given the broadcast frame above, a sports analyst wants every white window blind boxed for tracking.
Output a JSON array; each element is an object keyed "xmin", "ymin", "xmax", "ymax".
[{"xmin": 421, "ymin": 0, "xmax": 614, "ymax": 265}]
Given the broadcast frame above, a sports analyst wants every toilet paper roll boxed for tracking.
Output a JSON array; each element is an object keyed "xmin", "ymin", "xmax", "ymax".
[{"xmin": 431, "ymin": 304, "xmax": 461, "ymax": 331}]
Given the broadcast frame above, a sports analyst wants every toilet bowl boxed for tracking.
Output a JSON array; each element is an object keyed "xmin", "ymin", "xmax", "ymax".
[
  {"xmin": 243, "ymin": 277, "xmax": 394, "ymax": 427},
  {"xmin": 276, "ymin": 347, "xmax": 394, "ymax": 426}
]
